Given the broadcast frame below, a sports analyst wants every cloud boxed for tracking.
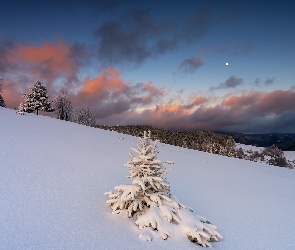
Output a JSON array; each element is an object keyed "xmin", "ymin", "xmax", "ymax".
[
  {"xmin": 0, "ymin": 40, "xmax": 17, "ymax": 74},
  {"xmin": 214, "ymin": 42, "xmax": 253, "ymax": 56},
  {"xmin": 178, "ymin": 57, "xmax": 204, "ymax": 73},
  {"xmin": 264, "ymin": 77, "xmax": 275, "ymax": 85},
  {"xmin": 0, "ymin": 39, "xmax": 90, "ymax": 102},
  {"xmin": 233, "ymin": 42, "xmax": 253, "ymax": 56},
  {"xmin": 254, "ymin": 78, "xmax": 262, "ymax": 86},
  {"xmin": 221, "ymin": 92, "xmax": 262, "ymax": 109},
  {"xmin": 184, "ymin": 6, "xmax": 213, "ymax": 42},
  {"xmin": 114, "ymin": 89, "xmax": 295, "ymax": 133},
  {"xmin": 2, "ymin": 45, "xmax": 294, "ymax": 133},
  {"xmin": 0, "ymin": 39, "xmax": 93, "ymax": 110},
  {"xmin": 210, "ymin": 76, "xmax": 244, "ymax": 90},
  {"xmin": 214, "ymin": 44, "xmax": 228, "ymax": 53},
  {"xmin": 1, "ymin": 38, "xmax": 292, "ymax": 134},
  {"xmin": 1, "ymin": 79, "xmax": 24, "ymax": 109},
  {"xmin": 222, "ymin": 76, "xmax": 244, "ymax": 88},
  {"xmin": 7, "ymin": 41, "xmax": 83, "ymax": 85},
  {"xmin": 73, "ymin": 67, "xmax": 166, "ymax": 119},
  {"xmin": 94, "ymin": 3, "xmax": 243, "ymax": 67},
  {"xmin": 94, "ymin": 8, "xmax": 178, "ymax": 67},
  {"xmin": 0, "ymin": 39, "xmax": 167, "ymax": 117},
  {"xmin": 252, "ymin": 90, "xmax": 295, "ymax": 116},
  {"xmin": 183, "ymin": 96, "xmax": 207, "ymax": 109},
  {"xmin": 53, "ymin": 0, "xmax": 137, "ymax": 12},
  {"xmin": 254, "ymin": 77, "xmax": 275, "ymax": 87}
]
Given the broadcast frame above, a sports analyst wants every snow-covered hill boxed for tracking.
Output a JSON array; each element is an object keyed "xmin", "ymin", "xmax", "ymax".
[{"xmin": 1, "ymin": 107, "xmax": 295, "ymax": 249}]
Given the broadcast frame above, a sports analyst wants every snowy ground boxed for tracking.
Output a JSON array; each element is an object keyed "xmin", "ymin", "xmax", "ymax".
[
  {"xmin": 236, "ymin": 142, "xmax": 295, "ymax": 166},
  {"xmin": 1, "ymin": 107, "xmax": 295, "ymax": 249},
  {"xmin": 283, "ymin": 151, "xmax": 295, "ymax": 162},
  {"xmin": 235, "ymin": 143, "xmax": 264, "ymax": 152}
]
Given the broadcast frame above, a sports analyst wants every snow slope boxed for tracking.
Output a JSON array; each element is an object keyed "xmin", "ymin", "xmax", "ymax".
[{"xmin": 1, "ymin": 107, "xmax": 295, "ymax": 249}]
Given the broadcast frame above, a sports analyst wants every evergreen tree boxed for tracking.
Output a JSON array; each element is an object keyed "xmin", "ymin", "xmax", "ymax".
[
  {"xmin": 105, "ymin": 131, "xmax": 222, "ymax": 247},
  {"xmin": 16, "ymin": 103, "xmax": 25, "ymax": 115},
  {"xmin": 73, "ymin": 107, "xmax": 96, "ymax": 127},
  {"xmin": 53, "ymin": 90, "xmax": 73, "ymax": 121},
  {"xmin": 0, "ymin": 79, "xmax": 6, "ymax": 108},
  {"xmin": 22, "ymin": 81, "xmax": 54, "ymax": 115}
]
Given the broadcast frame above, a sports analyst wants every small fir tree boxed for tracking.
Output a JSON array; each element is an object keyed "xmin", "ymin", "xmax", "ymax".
[
  {"xmin": 0, "ymin": 79, "xmax": 6, "ymax": 108},
  {"xmin": 105, "ymin": 131, "xmax": 222, "ymax": 247},
  {"xmin": 73, "ymin": 107, "xmax": 96, "ymax": 127},
  {"xmin": 16, "ymin": 103, "xmax": 25, "ymax": 115},
  {"xmin": 22, "ymin": 81, "xmax": 54, "ymax": 115},
  {"xmin": 53, "ymin": 90, "xmax": 73, "ymax": 121}
]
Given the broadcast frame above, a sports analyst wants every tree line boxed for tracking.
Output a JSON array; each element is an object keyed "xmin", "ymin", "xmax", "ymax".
[
  {"xmin": 99, "ymin": 125, "xmax": 294, "ymax": 169},
  {"xmin": 0, "ymin": 80, "xmax": 97, "ymax": 127}
]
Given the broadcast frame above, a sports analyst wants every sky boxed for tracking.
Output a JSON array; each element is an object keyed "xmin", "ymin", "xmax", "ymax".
[{"xmin": 1, "ymin": 0, "xmax": 295, "ymax": 133}]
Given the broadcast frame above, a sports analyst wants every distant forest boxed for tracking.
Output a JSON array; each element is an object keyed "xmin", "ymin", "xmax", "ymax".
[
  {"xmin": 218, "ymin": 132, "xmax": 295, "ymax": 151},
  {"xmin": 97, "ymin": 124, "xmax": 295, "ymax": 151}
]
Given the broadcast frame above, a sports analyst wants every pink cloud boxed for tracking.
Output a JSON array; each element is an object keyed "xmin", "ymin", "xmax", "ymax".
[
  {"xmin": 79, "ymin": 67, "xmax": 125, "ymax": 96},
  {"xmin": 0, "ymin": 40, "xmax": 88, "ymax": 107},
  {"xmin": 221, "ymin": 92, "xmax": 262, "ymax": 108},
  {"xmin": 1, "ymin": 80, "xmax": 23, "ymax": 109},
  {"xmin": 109, "ymin": 89, "xmax": 295, "ymax": 133},
  {"xmin": 253, "ymin": 90, "xmax": 295, "ymax": 116},
  {"xmin": 221, "ymin": 90, "xmax": 295, "ymax": 116},
  {"xmin": 1, "ymin": 40, "xmax": 82, "ymax": 97},
  {"xmin": 73, "ymin": 67, "xmax": 166, "ymax": 119}
]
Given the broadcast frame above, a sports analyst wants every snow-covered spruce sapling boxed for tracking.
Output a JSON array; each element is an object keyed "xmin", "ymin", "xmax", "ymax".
[
  {"xmin": 105, "ymin": 131, "xmax": 222, "ymax": 247},
  {"xmin": 22, "ymin": 81, "xmax": 54, "ymax": 115},
  {"xmin": 16, "ymin": 103, "xmax": 25, "ymax": 115}
]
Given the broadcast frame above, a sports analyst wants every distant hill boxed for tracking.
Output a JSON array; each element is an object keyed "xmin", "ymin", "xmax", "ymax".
[{"xmin": 217, "ymin": 132, "xmax": 295, "ymax": 151}]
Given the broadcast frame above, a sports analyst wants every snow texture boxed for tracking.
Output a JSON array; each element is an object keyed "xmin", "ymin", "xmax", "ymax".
[{"xmin": 1, "ymin": 107, "xmax": 295, "ymax": 249}]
